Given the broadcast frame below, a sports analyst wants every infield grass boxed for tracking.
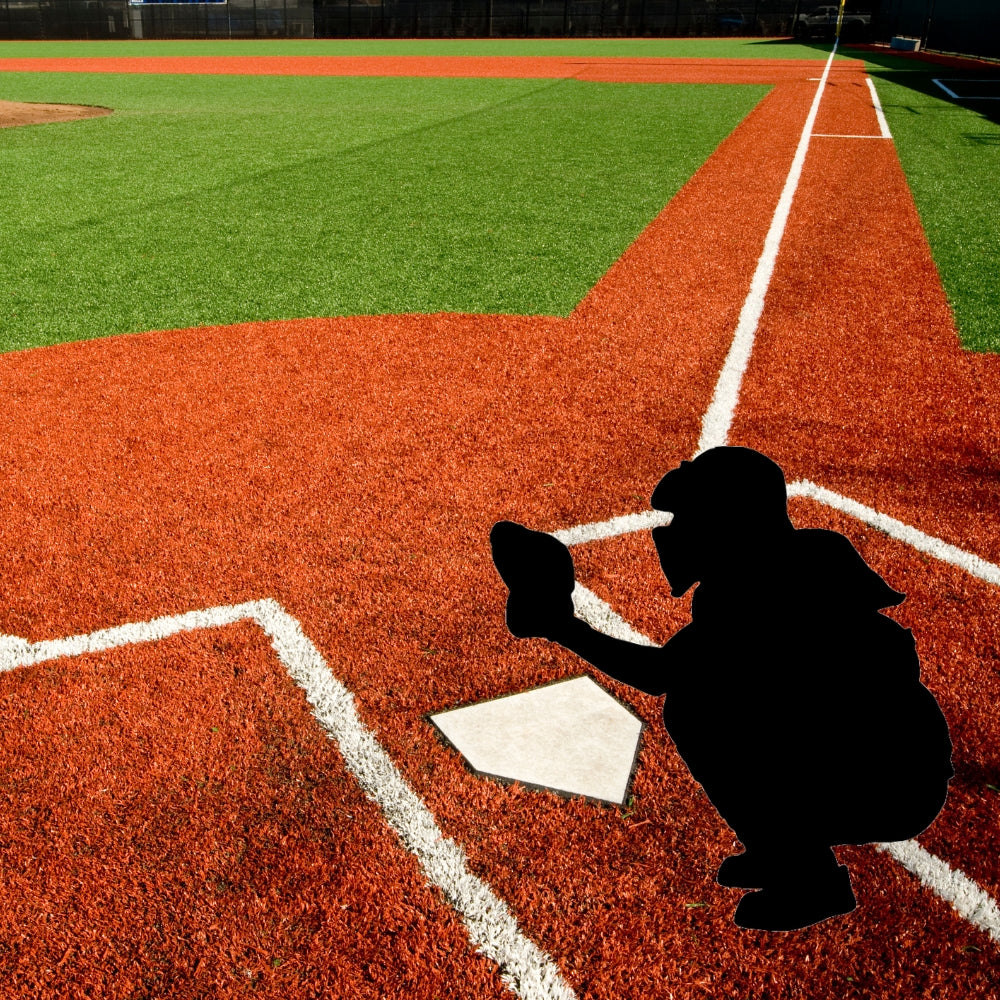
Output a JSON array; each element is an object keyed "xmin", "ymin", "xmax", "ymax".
[{"xmin": 1, "ymin": 71, "xmax": 766, "ymax": 353}]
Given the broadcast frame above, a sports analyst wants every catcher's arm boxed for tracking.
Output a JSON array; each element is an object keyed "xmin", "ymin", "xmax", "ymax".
[
  {"xmin": 547, "ymin": 615, "xmax": 667, "ymax": 697},
  {"xmin": 491, "ymin": 520, "xmax": 667, "ymax": 697}
]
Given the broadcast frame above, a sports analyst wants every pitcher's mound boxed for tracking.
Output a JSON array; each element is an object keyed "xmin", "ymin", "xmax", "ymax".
[{"xmin": 1, "ymin": 101, "xmax": 112, "ymax": 128}]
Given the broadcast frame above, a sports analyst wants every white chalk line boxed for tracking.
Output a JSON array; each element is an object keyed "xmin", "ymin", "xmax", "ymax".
[
  {"xmin": 933, "ymin": 78, "xmax": 1000, "ymax": 101},
  {"xmin": 567, "ymin": 561, "xmax": 1000, "ymax": 947},
  {"xmin": 0, "ymin": 600, "xmax": 576, "ymax": 1000},
  {"xmin": 1, "ymin": 44, "xmax": 985, "ymax": 969},
  {"xmin": 877, "ymin": 841, "xmax": 1000, "ymax": 944},
  {"xmin": 787, "ymin": 480, "xmax": 1000, "ymax": 586},
  {"xmin": 557, "ymin": 481, "xmax": 1000, "ymax": 590},
  {"xmin": 551, "ymin": 49, "xmax": 1000, "ymax": 944},
  {"xmin": 866, "ymin": 76, "xmax": 893, "ymax": 139},
  {"xmin": 932, "ymin": 78, "xmax": 961, "ymax": 100},
  {"xmin": 558, "ymin": 30, "xmax": 993, "ymax": 948},
  {"xmin": 552, "ymin": 509, "xmax": 672, "ymax": 547},
  {"xmin": 571, "ymin": 583, "xmax": 658, "ymax": 647},
  {"xmin": 694, "ymin": 42, "xmax": 839, "ymax": 455},
  {"xmin": 557, "ymin": 485, "xmax": 1000, "ymax": 947}
]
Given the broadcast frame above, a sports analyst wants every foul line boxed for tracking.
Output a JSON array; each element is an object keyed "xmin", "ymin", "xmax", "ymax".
[
  {"xmin": 555, "ymin": 482, "xmax": 1000, "ymax": 945},
  {"xmin": 567, "ymin": 576, "xmax": 1000, "ymax": 947},
  {"xmin": 554, "ymin": 483, "xmax": 1000, "ymax": 588},
  {"xmin": 544, "ymin": 46, "xmax": 1000, "ymax": 944},
  {"xmin": 0, "ymin": 601, "xmax": 576, "ymax": 1000},
  {"xmin": 866, "ymin": 76, "xmax": 893, "ymax": 139},
  {"xmin": 549, "ymin": 36, "xmax": 996, "ymax": 951},
  {"xmin": 695, "ymin": 42, "xmax": 839, "ymax": 454}
]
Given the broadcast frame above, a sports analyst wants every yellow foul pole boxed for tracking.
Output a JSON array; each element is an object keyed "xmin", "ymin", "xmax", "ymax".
[{"xmin": 835, "ymin": 0, "xmax": 848, "ymax": 38}]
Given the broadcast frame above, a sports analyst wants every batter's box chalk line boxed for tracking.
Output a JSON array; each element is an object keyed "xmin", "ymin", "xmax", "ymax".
[
  {"xmin": 2, "ymin": 482, "xmax": 999, "ymax": 976},
  {"xmin": 0, "ymin": 599, "xmax": 575, "ymax": 1000},
  {"xmin": 559, "ymin": 480, "xmax": 1000, "ymax": 948}
]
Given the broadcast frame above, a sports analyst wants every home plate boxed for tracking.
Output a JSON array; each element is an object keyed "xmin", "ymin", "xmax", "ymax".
[{"xmin": 429, "ymin": 675, "xmax": 644, "ymax": 805}]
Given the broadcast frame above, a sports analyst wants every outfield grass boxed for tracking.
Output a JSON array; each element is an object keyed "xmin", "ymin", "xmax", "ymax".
[
  {"xmin": 1, "ymin": 71, "xmax": 765, "ymax": 353},
  {"xmin": 2, "ymin": 40, "xmax": 996, "ymax": 354},
  {"xmin": 858, "ymin": 52, "xmax": 1000, "ymax": 354},
  {"xmin": 0, "ymin": 37, "xmax": 845, "ymax": 59}
]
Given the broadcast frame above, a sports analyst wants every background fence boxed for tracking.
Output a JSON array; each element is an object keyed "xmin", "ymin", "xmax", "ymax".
[
  {"xmin": 312, "ymin": 0, "xmax": 806, "ymax": 38},
  {"xmin": 877, "ymin": 0, "xmax": 1000, "ymax": 61},
  {"xmin": 1, "ymin": 0, "xmax": 314, "ymax": 39},
  {"xmin": 0, "ymin": 0, "xmax": 818, "ymax": 41},
  {"xmin": 0, "ymin": 0, "xmax": 997, "ymax": 62}
]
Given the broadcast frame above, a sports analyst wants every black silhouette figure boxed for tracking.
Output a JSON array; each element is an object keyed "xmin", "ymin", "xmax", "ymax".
[{"xmin": 491, "ymin": 446, "xmax": 953, "ymax": 932}]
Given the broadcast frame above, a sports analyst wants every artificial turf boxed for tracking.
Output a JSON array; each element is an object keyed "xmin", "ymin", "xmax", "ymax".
[
  {"xmin": 0, "ymin": 37, "xmax": 848, "ymax": 59},
  {"xmin": 3, "ymin": 39, "xmax": 997, "ymax": 354},
  {"xmin": 0, "ymin": 70, "xmax": 765, "ymax": 353},
  {"xmin": 857, "ymin": 51, "xmax": 1000, "ymax": 354}
]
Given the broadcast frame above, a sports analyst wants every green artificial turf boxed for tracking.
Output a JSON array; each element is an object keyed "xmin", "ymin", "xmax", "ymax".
[
  {"xmin": 0, "ymin": 71, "xmax": 766, "ymax": 353},
  {"xmin": 859, "ymin": 54, "xmax": 1000, "ymax": 353},
  {"xmin": 0, "ymin": 37, "xmax": 842, "ymax": 59}
]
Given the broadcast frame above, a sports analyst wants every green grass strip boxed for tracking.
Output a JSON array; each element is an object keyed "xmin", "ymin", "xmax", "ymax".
[
  {"xmin": 858, "ymin": 50, "xmax": 1000, "ymax": 353},
  {"xmin": 1, "ymin": 71, "xmax": 765, "ymax": 353},
  {"xmin": 0, "ymin": 37, "xmax": 841, "ymax": 59}
]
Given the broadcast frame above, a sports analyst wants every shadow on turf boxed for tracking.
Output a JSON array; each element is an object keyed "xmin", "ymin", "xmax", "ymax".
[
  {"xmin": 746, "ymin": 38, "xmax": 1000, "ymax": 131},
  {"xmin": 829, "ymin": 41, "xmax": 1000, "ymax": 130}
]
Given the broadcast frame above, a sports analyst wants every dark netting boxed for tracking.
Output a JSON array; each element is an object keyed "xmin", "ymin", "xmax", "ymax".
[
  {"xmin": 0, "ymin": 0, "xmax": 314, "ymax": 39},
  {"xmin": 1, "ymin": 0, "xmax": 996, "ymax": 57},
  {"xmin": 1, "ymin": 0, "xmax": 807, "ymax": 40},
  {"xmin": 875, "ymin": 0, "xmax": 1000, "ymax": 61},
  {"xmin": 312, "ymin": 0, "xmax": 807, "ymax": 38}
]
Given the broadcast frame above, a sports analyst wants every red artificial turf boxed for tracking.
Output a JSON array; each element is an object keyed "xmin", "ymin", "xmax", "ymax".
[
  {"xmin": 0, "ymin": 625, "xmax": 512, "ymax": 997},
  {"xmin": 0, "ymin": 53, "xmax": 849, "ymax": 85},
  {"xmin": 0, "ymin": 55, "xmax": 998, "ymax": 997}
]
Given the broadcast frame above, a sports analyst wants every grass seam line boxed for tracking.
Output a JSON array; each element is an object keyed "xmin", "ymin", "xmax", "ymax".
[
  {"xmin": 0, "ymin": 598, "xmax": 578, "ymax": 1000},
  {"xmin": 695, "ymin": 41, "xmax": 839, "ymax": 455}
]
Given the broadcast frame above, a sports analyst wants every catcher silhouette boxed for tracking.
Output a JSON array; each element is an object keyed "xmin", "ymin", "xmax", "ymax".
[{"xmin": 490, "ymin": 446, "xmax": 952, "ymax": 932}]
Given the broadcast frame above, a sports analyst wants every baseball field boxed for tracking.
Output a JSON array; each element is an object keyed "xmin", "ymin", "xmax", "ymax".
[{"xmin": 1, "ymin": 36, "xmax": 998, "ymax": 998}]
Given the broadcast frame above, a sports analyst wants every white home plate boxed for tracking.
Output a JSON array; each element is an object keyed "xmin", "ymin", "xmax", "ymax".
[{"xmin": 429, "ymin": 675, "xmax": 644, "ymax": 805}]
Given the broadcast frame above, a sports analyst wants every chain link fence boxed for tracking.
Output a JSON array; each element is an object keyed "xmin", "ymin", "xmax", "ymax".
[
  {"xmin": 3, "ymin": 0, "xmax": 995, "ymax": 57},
  {"xmin": 1, "ymin": 0, "xmax": 806, "ymax": 40},
  {"xmin": 1, "ymin": 0, "xmax": 313, "ymax": 39},
  {"xmin": 313, "ymin": 0, "xmax": 802, "ymax": 38},
  {"xmin": 876, "ymin": 0, "xmax": 1000, "ymax": 61}
]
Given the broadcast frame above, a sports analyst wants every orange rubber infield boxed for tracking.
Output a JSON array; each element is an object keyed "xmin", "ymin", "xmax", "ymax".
[{"xmin": 1, "ymin": 54, "xmax": 999, "ymax": 997}]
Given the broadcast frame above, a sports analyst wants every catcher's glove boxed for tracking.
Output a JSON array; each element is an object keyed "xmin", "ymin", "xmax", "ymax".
[{"xmin": 490, "ymin": 520, "xmax": 575, "ymax": 639}]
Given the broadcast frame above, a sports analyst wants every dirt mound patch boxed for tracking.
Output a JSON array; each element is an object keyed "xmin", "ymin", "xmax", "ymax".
[{"xmin": 0, "ymin": 101, "xmax": 111, "ymax": 128}]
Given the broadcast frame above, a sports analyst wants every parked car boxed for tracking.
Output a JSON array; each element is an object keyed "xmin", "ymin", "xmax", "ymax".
[{"xmin": 794, "ymin": 4, "xmax": 871, "ymax": 40}]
